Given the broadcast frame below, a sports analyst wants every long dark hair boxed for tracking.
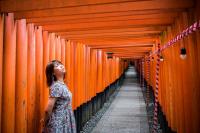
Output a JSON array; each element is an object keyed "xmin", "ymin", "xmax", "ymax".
[{"xmin": 45, "ymin": 60, "xmax": 64, "ymax": 87}]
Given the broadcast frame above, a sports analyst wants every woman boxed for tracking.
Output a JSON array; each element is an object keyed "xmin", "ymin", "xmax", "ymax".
[{"xmin": 41, "ymin": 60, "xmax": 76, "ymax": 133}]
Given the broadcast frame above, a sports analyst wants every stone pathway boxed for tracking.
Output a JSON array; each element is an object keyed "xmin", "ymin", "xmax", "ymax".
[{"xmin": 91, "ymin": 66, "xmax": 149, "ymax": 133}]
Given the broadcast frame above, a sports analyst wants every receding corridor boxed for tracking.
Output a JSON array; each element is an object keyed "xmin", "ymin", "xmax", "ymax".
[
  {"xmin": 92, "ymin": 67, "xmax": 149, "ymax": 133},
  {"xmin": 0, "ymin": 1, "xmax": 200, "ymax": 133}
]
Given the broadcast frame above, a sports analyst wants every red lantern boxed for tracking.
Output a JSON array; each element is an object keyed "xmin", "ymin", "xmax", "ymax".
[{"xmin": 106, "ymin": 52, "xmax": 113, "ymax": 59}]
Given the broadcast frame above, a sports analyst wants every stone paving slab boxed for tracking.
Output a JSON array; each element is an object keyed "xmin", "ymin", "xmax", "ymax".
[{"xmin": 91, "ymin": 67, "xmax": 149, "ymax": 133}]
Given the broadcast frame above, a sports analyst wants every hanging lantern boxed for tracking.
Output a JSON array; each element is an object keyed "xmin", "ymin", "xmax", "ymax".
[
  {"xmin": 160, "ymin": 55, "xmax": 164, "ymax": 62},
  {"xmin": 151, "ymin": 57, "xmax": 154, "ymax": 61},
  {"xmin": 106, "ymin": 52, "xmax": 113, "ymax": 59},
  {"xmin": 180, "ymin": 47, "xmax": 187, "ymax": 60}
]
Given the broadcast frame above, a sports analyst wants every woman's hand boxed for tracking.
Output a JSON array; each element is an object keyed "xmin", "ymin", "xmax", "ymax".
[
  {"xmin": 41, "ymin": 97, "xmax": 57, "ymax": 133},
  {"xmin": 40, "ymin": 118, "xmax": 45, "ymax": 127},
  {"xmin": 40, "ymin": 118, "xmax": 47, "ymax": 133}
]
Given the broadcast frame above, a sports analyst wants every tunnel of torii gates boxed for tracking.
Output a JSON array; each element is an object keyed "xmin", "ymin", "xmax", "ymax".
[{"xmin": 0, "ymin": 0, "xmax": 200, "ymax": 133}]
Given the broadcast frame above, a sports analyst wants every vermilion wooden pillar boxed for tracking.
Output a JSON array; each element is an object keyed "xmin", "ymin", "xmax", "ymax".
[
  {"xmin": 167, "ymin": 26, "xmax": 176, "ymax": 131},
  {"xmin": 106, "ymin": 54, "xmax": 110, "ymax": 86},
  {"xmin": 173, "ymin": 19, "xmax": 185, "ymax": 133},
  {"xmin": 76, "ymin": 43, "xmax": 82, "ymax": 107},
  {"xmin": 85, "ymin": 46, "xmax": 91, "ymax": 102},
  {"xmin": 97, "ymin": 50, "xmax": 103, "ymax": 93},
  {"xmin": 0, "ymin": 13, "xmax": 4, "ymax": 131},
  {"xmin": 74, "ymin": 42, "xmax": 79, "ymax": 108},
  {"xmin": 181, "ymin": 12, "xmax": 200, "ymax": 133},
  {"xmin": 73, "ymin": 42, "xmax": 79, "ymax": 109},
  {"xmin": 49, "ymin": 33, "xmax": 55, "ymax": 60},
  {"xmin": 194, "ymin": 8, "xmax": 200, "ymax": 133},
  {"xmin": 2, "ymin": 13, "xmax": 16, "ymax": 133},
  {"xmin": 89, "ymin": 49, "xmax": 93, "ymax": 100},
  {"xmin": 65, "ymin": 40, "xmax": 70, "ymax": 86},
  {"xmin": 111, "ymin": 57, "xmax": 114, "ymax": 82},
  {"xmin": 15, "ymin": 19, "xmax": 28, "ymax": 133},
  {"xmin": 35, "ymin": 26, "xmax": 43, "ymax": 132},
  {"xmin": 179, "ymin": 13, "xmax": 192, "ymax": 133},
  {"xmin": 70, "ymin": 42, "xmax": 75, "ymax": 109},
  {"xmin": 82, "ymin": 45, "xmax": 87, "ymax": 104},
  {"xmin": 61, "ymin": 39, "xmax": 66, "ymax": 66},
  {"xmin": 55, "ymin": 36, "xmax": 61, "ymax": 61},
  {"xmin": 81, "ymin": 44, "xmax": 86, "ymax": 105},
  {"xmin": 42, "ymin": 31, "xmax": 50, "ymax": 112},
  {"xmin": 90, "ymin": 49, "xmax": 97, "ymax": 99},
  {"xmin": 113, "ymin": 57, "xmax": 117, "ymax": 81},
  {"xmin": 112, "ymin": 57, "xmax": 115, "ymax": 82},
  {"xmin": 102, "ymin": 52, "xmax": 106, "ymax": 89},
  {"xmin": 27, "ymin": 23, "xmax": 37, "ymax": 133},
  {"xmin": 116, "ymin": 58, "xmax": 119, "ymax": 78}
]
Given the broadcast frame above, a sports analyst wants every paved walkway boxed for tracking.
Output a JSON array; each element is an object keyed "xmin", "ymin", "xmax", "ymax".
[{"xmin": 91, "ymin": 66, "xmax": 149, "ymax": 133}]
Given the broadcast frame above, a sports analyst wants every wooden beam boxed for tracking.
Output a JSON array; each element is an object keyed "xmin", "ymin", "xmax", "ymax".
[
  {"xmin": 74, "ymin": 37, "xmax": 157, "ymax": 45},
  {"xmin": 28, "ymin": 12, "xmax": 178, "ymax": 25},
  {"xmin": 92, "ymin": 45, "xmax": 153, "ymax": 49},
  {"xmin": 115, "ymin": 54, "xmax": 145, "ymax": 56},
  {"xmin": 0, "ymin": 0, "xmax": 145, "ymax": 12},
  {"xmin": 113, "ymin": 53, "xmax": 146, "ymax": 55},
  {"xmin": 104, "ymin": 46, "xmax": 151, "ymax": 50},
  {"xmin": 117, "ymin": 55, "xmax": 144, "ymax": 58},
  {"xmin": 114, "ymin": 55, "xmax": 146, "ymax": 58},
  {"xmin": 4, "ymin": 0, "xmax": 193, "ymax": 19},
  {"xmin": 25, "ymin": 10, "xmax": 181, "ymax": 24},
  {"xmin": 102, "ymin": 48, "xmax": 152, "ymax": 51},
  {"xmin": 43, "ymin": 18, "xmax": 173, "ymax": 32},
  {"xmin": 66, "ymin": 34, "xmax": 158, "ymax": 45},
  {"xmin": 59, "ymin": 30, "xmax": 161, "ymax": 39},
  {"xmin": 112, "ymin": 52, "xmax": 148, "ymax": 54},
  {"xmin": 56, "ymin": 26, "xmax": 166, "ymax": 36},
  {"xmin": 103, "ymin": 47, "xmax": 151, "ymax": 50}
]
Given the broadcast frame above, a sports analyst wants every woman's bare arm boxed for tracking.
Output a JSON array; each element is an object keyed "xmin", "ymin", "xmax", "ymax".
[{"xmin": 42, "ymin": 97, "xmax": 57, "ymax": 126}]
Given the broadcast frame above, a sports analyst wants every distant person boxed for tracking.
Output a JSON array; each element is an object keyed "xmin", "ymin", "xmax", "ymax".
[{"xmin": 41, "ymin": 60, "xmax": 76, "ymax": 133}]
